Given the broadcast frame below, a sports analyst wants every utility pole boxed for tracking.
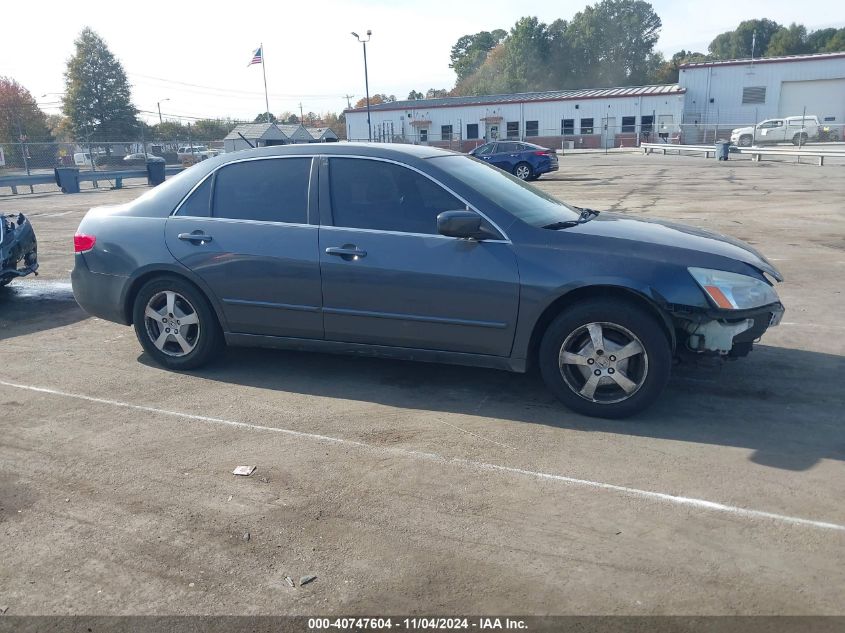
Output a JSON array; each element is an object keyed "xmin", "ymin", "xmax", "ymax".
[
  {"xmin": 299, "ymin": 102, "xmax": 304, "ymax": 123},
  {"xmin": 344, "ymin": 94, "xmax": 355, "ymax": 109}
]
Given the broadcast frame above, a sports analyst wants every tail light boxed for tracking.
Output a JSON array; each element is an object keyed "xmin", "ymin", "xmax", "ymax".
[
  {"xmin": 74, "ymin": 233, "xmax": 96, "ymax": 253},
  {"xmin": 534, "ymin": 150, "xmax": 555, "ymax": 156}
]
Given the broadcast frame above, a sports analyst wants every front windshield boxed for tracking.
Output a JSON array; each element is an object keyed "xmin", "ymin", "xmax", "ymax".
[{"xmin": 432, "ymin": 155, "xmax": 579, "ymax": 227}]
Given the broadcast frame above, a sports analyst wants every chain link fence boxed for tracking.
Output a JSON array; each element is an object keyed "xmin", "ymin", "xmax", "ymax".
[
  {"xmin": 348, "ymin": 117, "xmax": 844, "ymax": 154},
  {"xmin": 0, "ymin": 139, "xmax": 225, "ymax": 175}
]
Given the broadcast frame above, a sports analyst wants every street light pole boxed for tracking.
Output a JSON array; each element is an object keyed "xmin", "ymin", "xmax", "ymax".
[
  {"xmin": 157, "ymin": 98, "xmax": 170, "ymax": 124},
  {"xmin": 351, "ymin": 30, "xmax": 372, "ymax": 142}
]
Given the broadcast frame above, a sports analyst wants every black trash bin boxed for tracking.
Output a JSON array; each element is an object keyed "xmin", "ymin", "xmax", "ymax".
[
  {"xmin": 715, "ymin": 141, "xmax": 730, "ymax": 161},
  {"xmin": 54, "ymin": 166, "xmax": 80, "ymax": 194},
  {"xmin": 146, "ymin": 159, "xmax": 166, "ymax": 186}
]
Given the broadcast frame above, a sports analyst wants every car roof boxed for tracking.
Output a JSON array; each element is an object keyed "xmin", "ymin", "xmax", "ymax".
[{"xmin": 219, "ymin": 142, "xmax": 455, "ymax": 161}]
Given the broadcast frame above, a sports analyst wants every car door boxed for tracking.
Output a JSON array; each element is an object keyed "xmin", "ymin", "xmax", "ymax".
[
  {"xmin": 472, "ymin": 143, "xmax": 496, "ymax": 164},
  {"xmin": 164, "ymin": 156, "xmax": 324, "ymax": 339},
  {"xmin": 317, "ymin": 156, "xmax": 520, "ymax": 357},
  {"xmin": 490, "ymin": 142, "xmax": 515, "ymax": 171}
]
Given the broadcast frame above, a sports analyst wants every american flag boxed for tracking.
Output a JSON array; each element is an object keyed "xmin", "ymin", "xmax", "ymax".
[{"xmin": 248, "ymin": 46, "xmax": 262, "ymax": 66}]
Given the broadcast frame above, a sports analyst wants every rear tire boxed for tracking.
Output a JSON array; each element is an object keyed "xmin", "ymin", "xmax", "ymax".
[
  {"xmin": 792, "ymin": 133, "xmax": 808, "ymax": 146},
  {"xmin": 539, "ymin": 299, "xmax": 672, "ymax": 419},
  {"xmin": 132, "ymin": 276, "xmax": 223, "ymax": 370},
  {"xmin": 513, "ymin": 162, "xmax": 532, "ymax": 180}
]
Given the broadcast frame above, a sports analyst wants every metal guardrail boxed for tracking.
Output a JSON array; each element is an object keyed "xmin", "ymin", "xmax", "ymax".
[
  {"xmin": 0, "ymin": 166, "xmax": 184, "ymax": 194},
  {"xmin": 642, "ymin": 143, "xmax": 845, "ymax": 165},
  {"xmin": 641, "ymin": 143, "xmax": 717, "ymax": 158}
]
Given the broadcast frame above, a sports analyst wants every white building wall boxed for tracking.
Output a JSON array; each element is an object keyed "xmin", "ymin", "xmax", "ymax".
[
  {"xmin": 346, "ymin": 93, "xmax": 684, "ymax": 148},
  {"xmin": 679, "ymin": 56, "xmax": 845, "ymax": 125}
]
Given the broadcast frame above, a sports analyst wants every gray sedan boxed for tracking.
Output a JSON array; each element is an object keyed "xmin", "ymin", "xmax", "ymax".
[{"xmin": 71, "ymin": 144, "xmax": 784, "ymax": 418}]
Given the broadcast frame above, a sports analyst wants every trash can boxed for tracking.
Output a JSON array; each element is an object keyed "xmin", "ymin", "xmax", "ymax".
[
  {"xmin": 146, "ymin": 159, "xmax": 166, "ymax": 186},
  {"xmin": 715, "ymin": 141, "xmax": 730, "ymax": 161},
  {"xmin": 54, "ymin": 166, "xmax": 80, "ymax": 193}
]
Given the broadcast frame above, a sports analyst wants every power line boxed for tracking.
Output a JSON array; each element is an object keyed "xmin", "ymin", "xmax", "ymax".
[{"xmin": 128, "ymin": 72, "xmax": 347, "ymax": 100}]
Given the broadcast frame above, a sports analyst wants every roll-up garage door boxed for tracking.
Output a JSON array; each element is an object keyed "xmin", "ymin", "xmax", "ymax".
[{"xmin": 779, "ymin": 79, "xmax": 845, "ymax": 123}]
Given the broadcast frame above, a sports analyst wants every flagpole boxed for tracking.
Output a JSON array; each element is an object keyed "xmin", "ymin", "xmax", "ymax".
[{"xmin": 261, "ymin": 43, "xmax": 270, "ymax": 123}]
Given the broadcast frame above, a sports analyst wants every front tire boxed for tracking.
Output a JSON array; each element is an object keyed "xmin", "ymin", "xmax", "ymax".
[
  {"xmin": 539, "ymin": 299, "xmax": 672, "ymax": 419},
  {"xmin": 513, "ymin": 162, "xmax": 532, "ymax": 180},
  {"xmin": 132, "ymin": 276, "xmax": 223, "ymax": 370},
  {"xmin": 792, "ymin": 132, "xmax": 808, "ymax": 145}
]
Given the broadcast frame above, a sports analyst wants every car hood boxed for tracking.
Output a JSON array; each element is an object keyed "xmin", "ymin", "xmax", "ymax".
[
  {"xmin": 731, "ymin": 126, "xmax": 755, "ymax": 136},
  {"xmin": 563, "ymin": 213, "xmax": 783, "ymax": 281}
]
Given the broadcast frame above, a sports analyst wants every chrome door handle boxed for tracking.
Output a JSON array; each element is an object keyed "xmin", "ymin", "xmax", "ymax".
[
  {"xmin": 326, "ymin": 246, "xmax": 367, "ymax": 260},
  {"xmin": 178, "ymin": 232, "xmax": 213, "ymax": 243}
]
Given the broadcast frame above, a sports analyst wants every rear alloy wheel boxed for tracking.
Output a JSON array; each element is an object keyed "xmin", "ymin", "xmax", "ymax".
[
  {"xmin": 539, "ymin": 299, "xmax": 671, "ymax": 418},
  {"xmin": 132, "ymin": 276, "xmax": 223, "ymax": 370},
  {"xmin": 792, "ymin": 133, "xmax": 808, "ymax": 146},
  {"xmin": 513, "ymin": 162, "xmax": 532, "ymax": 180}
]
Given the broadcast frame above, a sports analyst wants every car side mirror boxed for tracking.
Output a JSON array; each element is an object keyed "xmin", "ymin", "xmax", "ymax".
[{"xmin": 436, "ymin": 210, "xmax": 498, "ymax": 241}]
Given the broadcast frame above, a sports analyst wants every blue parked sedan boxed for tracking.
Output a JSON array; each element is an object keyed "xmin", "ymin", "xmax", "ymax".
[{"xmin": 469, "ymin": 141, "xmax": 559, "ymax": 180}]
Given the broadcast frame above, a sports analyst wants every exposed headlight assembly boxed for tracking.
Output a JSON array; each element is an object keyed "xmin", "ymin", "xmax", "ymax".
[{"xmin": 688, "ymin": 267, "xmax": 779, "ymax": 310}]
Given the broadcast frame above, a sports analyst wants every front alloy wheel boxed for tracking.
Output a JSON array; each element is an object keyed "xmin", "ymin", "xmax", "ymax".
[
  {"xmin": 539, "ymin": 299, "xmax": 672, "ymax": 418},
  {"xmin": 558, "ymin": 322, "xmax": 648, "ymax": 404}
]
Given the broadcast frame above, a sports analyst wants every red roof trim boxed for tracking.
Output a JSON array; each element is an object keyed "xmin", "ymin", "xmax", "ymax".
[
  {"xmin": 679, "ymin": 52, "xmax": 845, "ymax": 70},
  {"xmin": 343, "ymin": 88, "xmax": 686, "ymax": 115}
]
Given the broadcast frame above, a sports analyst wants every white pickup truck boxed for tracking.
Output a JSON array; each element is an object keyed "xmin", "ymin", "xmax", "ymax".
[
  {"xmin": 176, "ymin": 145, "xmax": 217, "ymax": 161},
  {"xmin": 730, "ymin": 116, "xmax": 820, "ymax": 147}
]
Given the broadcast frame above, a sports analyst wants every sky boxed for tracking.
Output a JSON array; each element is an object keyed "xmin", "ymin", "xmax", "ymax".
[{"xmin": 1, "ymin": 0, "xmax": 843, "ymax": 124}]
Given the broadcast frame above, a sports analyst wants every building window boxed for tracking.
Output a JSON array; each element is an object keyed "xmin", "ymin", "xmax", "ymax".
[
  {"xmin": 742, "ymin": 86, "xmax": 766, "ymax": 104},
  {"xmin": 580, "ymin": 118, "xmax": 594, "ymax": 134},
  {"xmin": 466, "ymin": 123, "xmax": 479, "ymax": 140},
  {"xmin": 419, "ymin": 129, "xmax": 428, "ymax": 142},
  {"xmin": 506, "ymin": 121, "xmax": 519, "ymax": 138},
  {"xmin": 561, "ymin": 119, "xmax": 574, "ymax": 135},
  {"xmin": 621, "ymin": 116, "xmax": 636, "ymax": 133},
  {"xmin": 641, "ymin": 115, "xmax": 654, "ymax": 134},
  {"xmin": 441, "ymin": 125, "xmax": 453, "ymax": 141},
  {"xmin": 526, "ymin": 121, "xmax": 539, "ymax": 137}
]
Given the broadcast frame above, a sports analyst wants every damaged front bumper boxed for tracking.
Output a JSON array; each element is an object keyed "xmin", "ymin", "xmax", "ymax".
[
  {"xmin": 1, "ymin": 213, "xmax": 39, "ymax": 285},
  {"xmin": 675, "ymin": 302, "xmax": 784, "ymax": 358}
]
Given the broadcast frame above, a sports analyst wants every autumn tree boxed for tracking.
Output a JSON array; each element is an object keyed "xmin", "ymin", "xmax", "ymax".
[
  {"xmin": 353, "ymin": 94, "xmax": 395, "ymax": 108},
  {"xmin": 0, "ymin": 77, "xmax": 55, "ymax": 167},
  {"xmin": 62, "ymin": 27, "xmax": 139, "ymax": 144}
]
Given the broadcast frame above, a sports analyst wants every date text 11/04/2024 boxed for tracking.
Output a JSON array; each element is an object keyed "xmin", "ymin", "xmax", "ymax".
[{"xmin": 307, "ymin": 618, "xmax": 528, "ymax": 630}]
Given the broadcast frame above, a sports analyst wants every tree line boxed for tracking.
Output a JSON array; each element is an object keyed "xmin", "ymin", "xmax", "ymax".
[{"xmin": 444, "ymin": 1, "xmax": 845, "ymax": 96}]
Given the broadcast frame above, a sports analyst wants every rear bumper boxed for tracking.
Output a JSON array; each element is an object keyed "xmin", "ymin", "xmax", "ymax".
[{"xmin": 71, "ymin": 254, "xmax": 131, "ymax": 324}]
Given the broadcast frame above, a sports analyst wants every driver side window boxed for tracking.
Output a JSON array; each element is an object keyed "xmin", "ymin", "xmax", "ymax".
[{"xmin": 328, "ymin": 158, "xmax": 466, "ymax": 235}]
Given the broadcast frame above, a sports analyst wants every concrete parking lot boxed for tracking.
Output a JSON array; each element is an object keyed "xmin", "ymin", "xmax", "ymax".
[{"xmin": 1, "ymin": 153, "xmax": 843, "ymax": 616}]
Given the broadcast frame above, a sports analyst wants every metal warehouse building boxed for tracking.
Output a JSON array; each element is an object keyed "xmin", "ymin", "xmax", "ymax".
[{"xmin": 344, "ymin": 52, "xmax": 845, "ymax": 149}]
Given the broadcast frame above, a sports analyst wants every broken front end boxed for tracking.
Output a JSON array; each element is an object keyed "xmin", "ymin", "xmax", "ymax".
[
  {"xmin": 1, "ymin": 213, "xmax": 39, "ymax": 286},
  {"xmin": 674, "ymin": 267, "xmax": 784, "ymax": 358}
]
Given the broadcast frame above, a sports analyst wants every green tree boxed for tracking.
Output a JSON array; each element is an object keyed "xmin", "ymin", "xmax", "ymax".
[
  {"xmin": 425, "ymin": 88, "xmax": 449, "ymax": 99},
  {"xmin": 254, "ymin": 112, "xmax": 277, "ymax": 123},
  {"xmin": 449, "ymin": 30, "xmax": 507, "ymax": 83},
  {"xmin": 502, "ymin": 17, "xmax": 550, "ymax": 92},
  {"xmin": 566, "ymin": 0, "xmax": 662, "ymax": 87},
  {"xmin": 815, "ymin": 27, "xmax": 845, "ymax": 52},
  {"xmin": 650, "ymin": 49, "xmax": 710, "ymax": 84},
  {"xmin": 62, "ymin": 27, "xmax": 139, "ymax": 143},
  {"xmin": 708, "ymin": 19, "xmax": 781, "ymax": 59},
  {"xmin": 406, "ymin": 90, "xmax": 424, "ymax": 100},
  {"xmin": 766, "ymin": 23, "xmax": 808, "ymax": 56},
  {"xmin": 151, "ymin": 120, "xmax": 187, "ymax": 141},
  {"xmin": 191, "ymin": 119, "xmax": 238, "ymax": 141}
]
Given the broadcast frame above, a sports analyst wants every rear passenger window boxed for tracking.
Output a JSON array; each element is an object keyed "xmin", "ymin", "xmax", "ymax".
[
  {"xmin": 329, "ymin": 158, "xmax": 464, "ymax": 234},
  {"xmin": 177, "ymin": 176, "xmax": 212, "ymax": 216},
  {"xmin": 212, "ymin": 158, "xmax": 310, "ymax": 223}
]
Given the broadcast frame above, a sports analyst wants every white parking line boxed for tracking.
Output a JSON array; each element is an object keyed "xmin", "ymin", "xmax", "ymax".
[{"xmin": 2, "ymin": 378, "xmax": 843, "ymax": 533}]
